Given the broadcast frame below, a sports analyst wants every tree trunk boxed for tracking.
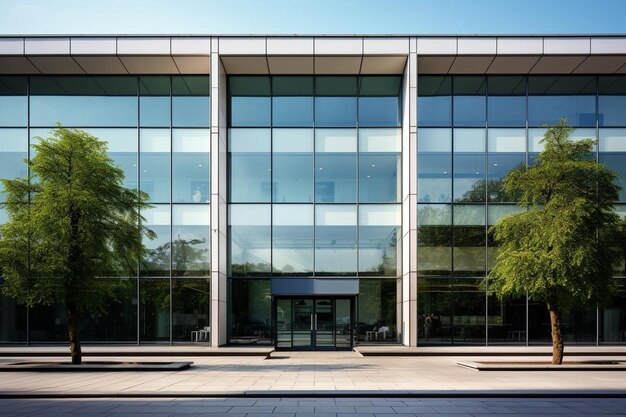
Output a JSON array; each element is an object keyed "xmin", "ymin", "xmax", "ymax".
[
  {"xmin": 547, "ymin": 303, "xmax": 564, "ymax": 365},
  {"xmin": 67, "ymin": 301, "xmax": 82, "ymax": 365}
]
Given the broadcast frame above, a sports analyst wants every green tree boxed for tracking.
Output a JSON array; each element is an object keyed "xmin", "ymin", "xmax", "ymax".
[
  {"xmin": 0, "ymin": 126, "xmax": 154, "ymax": 364},
  {"xmin": 486, "ymin": 120, "xmax": 624, "ymax": 364}
]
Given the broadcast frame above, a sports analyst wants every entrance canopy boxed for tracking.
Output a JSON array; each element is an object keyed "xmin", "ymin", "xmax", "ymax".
[{"xmin": 271, "ymin": 278, "xmax": 359, "ymax": 296}]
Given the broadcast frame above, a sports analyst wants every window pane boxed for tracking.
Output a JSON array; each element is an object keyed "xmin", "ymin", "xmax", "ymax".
[
  {"xmin": 229, "ymin": 279, "xmax": 272, "ymax": 344},
  {"xmin": 230, "ymin": 76, "xmax": 270, "ymax": 127},
  {"xmin": 599, "ymin": 278, "xmax": 625, "ymax": 344},
  {"xmin": 140, "ymin": 76, "xmax": 170, "ymax": 127},
  {"xmin": 487, "ymin": 128, "xmax": 526, "ymax": 202},
  {"xmin": 359, "ymin": 97, "xmax": 400, "ymax": 127},
  {"xmin": 315, "ymin": 205, "xmax": 357, "ymax": 275},
  {"xmin": 487, "ymin": 294, "xmax": 527, "ymax": 345},
  {"xmin": 453, "ymin": 205, "xmax": 485, "ymax": 276},
  {"xmin": 142, "ymin": 205, "xmax": 170, "ymax": 276},
  {"xmin": 528, "ymin": 76, "xmax": 596, "ymax": 127},
  {"xmin": 229, "ymin": 128, "xmax": 271, "ymax": 202},
  {"xmin": 139, "ymin": 278, "xmax": 170, "ymax": 341},
  {"xmin": 84, "ymin": 128, "xmax": 137, "ymax": 190},
  {"xmin": 417, "ymin": 278, "xmax": 452, "ymax": 343},
  {"xmin": 229, "ymin": 204, "xmax": 271, "ymax": 276},
  {"xmin": 272, "ymin": 129, "xmax": 313, "ymax": 202},
  {"xmin": 452, "ymin": 278, "xmax": 486, "ymax": 344},
  {"xmin": 30, "ymin": 76, "xmax": 137, "ymax": 127},
  {"xmin": 600, "ymin": 128, "xmax": 626, "ymax": 201},
  {"xmin": 172, "ymin": 205, "xmax": 210, "ymax": 276},
  {"xmin": 417, "ymin": 204, "xmax": 452, "ymax": 276},
  {"xmin": 357, "ymin": 278, "xmax": 399, "ymax": 342},
  {"xmin": 140, "ymin": 129, "xmax": 171, "ymax": 203},
  {"xmin": 359, "ymin": 205, "xmax": 400, "ymax": 276},
  {"xmin": 418, "ymin": 128, "xmax": 452, "ymax": 203},
  {"xmin": 418, "ymin": 76, "xmax": 451, "ymax": 127},
  {"xmin": 272, "ymin": 205, "xmax": 313, "ymax": 274},
  {"xmin": 172, "ymin": 76, "xmax": 210, "ymax": 127},
  {"xmin": 0, "ymin": 128, "xmax": 28, "ymax": 202},
  {"xmin": 315, "ymin": 97, "xmax": 357, "ymax": 127},
  {"xmin": 315, "ymin": 129, "xmax": 357, "ymax": 203},
  {"xmin": 453, "ymin": 76, "xmax": 486, "ymax": 127},
  {"xmin": 487, "ymin": 76, "xmax": 526, "ymax": 127},
  {"xmin": 0, "ymin": 77, "xmax": 27, "ymax": 127},
  {"xmin": 453, "ymin": 129, "xmax": 485, "ymax": 202},
  {"xmin": 172, "ymin": 278, "xmax": 210, "ymax": 343},
  {"xmin": 0, "ymin": 282, "xmax": 27, "ymax": 342},
  {"xmin": 599, "ymin": 76, "xmax": 626, "ymax": 127},
  {"xmin": 359, "ymin": 128, "xmax": 401, "ymax": 203},
  {"xmin": 172, "ymin": 129, "xmax": 210, "ymax": 203}
]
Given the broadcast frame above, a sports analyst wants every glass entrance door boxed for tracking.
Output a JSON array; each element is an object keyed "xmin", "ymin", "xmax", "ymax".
[{"xmin": 274, "ymin": 297, "xmax": 354, "ymax": 351}]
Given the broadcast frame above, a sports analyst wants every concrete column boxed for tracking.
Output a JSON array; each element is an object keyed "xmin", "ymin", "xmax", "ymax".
[
  {"xmin": 401, "ymin": 38, "xmax": 418, "ymax": 346},
  {"xmin": 210, "ymin": 38, "xmax": 228, "ymax": 346}
]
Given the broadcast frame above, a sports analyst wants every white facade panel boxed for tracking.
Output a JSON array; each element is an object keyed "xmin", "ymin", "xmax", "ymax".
[
  {"xmin": 267, "ymin": 37, "xmax": 314, "ymax": 55},
  {"xmin": 117, "ymin": 37, "xmax": 170, "ymax": 55},
  {"xmin": 315, "ymin": 37, "xmax": 362, "ymax": 55},
  {"xmin": 457, "ymin": 37, "xmax": 496, "ymax": 55},
  {"xmin": 543, "ymin": 37, "xmax": 590, "ymax": 55},
  {"xmin": 591, "ymin": 37, "xmax": 626, "ymax": 54},
  {"xmin": 496, "ymin": 37, "xmax": 543, "ymax": 55},
  {"xmin": 70, "ymin": 37, "xmax": 117, "ymax": 55},
  {"xmin": 25, "ymin": 37, "xmax": 70, "ymax": 55},
  {"xmin": 0, "ymin": 38, "xmax": 23, "ymax": 55},
  {"xmin": 171, "ymin": 37, "xmax": 211, "ymax": 55},
  {"xmin": 416, "ymin": 37, "xmax": 456, "ymax": 55},
  {"xmin": 219, "ymin": 37, "xmax": 266, "ymax": 55},
  {"xmin": 363, "ymin": 37, "xmax": 409, "ymax": 55}
]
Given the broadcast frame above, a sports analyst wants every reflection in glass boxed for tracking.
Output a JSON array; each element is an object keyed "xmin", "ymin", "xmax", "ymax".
[
  {"xmin": 487, "ymin": 76, "xmax": 526, "ymax": 127},
  {"xmin": 452, "ymin": 278, "xmax": 486, "ymax": 343},
  {"xmin": 418, "ymin": 76, "xmax": 452, "ymax": 127},
  {"xmin": 453, "ymin": 76, "xmax": 486, "ymax": 127},
  {"xmin": 487, "ymin": 128, "xmax": 525, "ymax": 202},
  {"xmin": 358, "ymin": 205, "xmax": 400, "ymax": 276},
  {"xmin": 0, "ymin": 76, "xmax": 27, "ymax": 127},
  {"xmin": 315, "ymin": 129, "xmax": 357, "ymax": 203},
  {"xmin": 172, "ymin": 205, "xmax": 210, "ymax": 276},
  {"xmin": 0, "ymin": 128, "xmax": 28, "ymax": 202},
  {"xmin": 140, "ymin": 129, "xmax": 170, "ymax": 203},
  {"xmin": 600, "ymin": 129, "xmax": 626, "ymax": 201},
  {"xmin": 359, "ymin": 128, "xmax": 401, "ymax": 203},
  {"xmin": 417, "ymin": 204, "xmax": 452, "ymax": 276},
  {"xmin": 229, "ymin": 204, "xmax": 271, "ymax": 276},
  {"xmin": 172, "ymin": 278, "xmax": 210, "ymax": 342},
  {"xmin": 84, "ymin": 128, "xmax": 138, "ymax": 190},
  {"xmin": 358, "ymin": 279, "xmax": 398, "ymax": 342},
  {"xmin": 172, "ymin": 129, "xmax": 210, "ymax": 203},
  {"xmin": 141, "ymin": 205, "xmax": 171, "ymax": 277},
  {"xmin": 80, "ymin": 279, "xmax": 137, "ymax": 341},
  {"xmin": 417, "ymin": 278, "xmax": 452, "ymax": 343},
  {"xmin": 599, "ymin": 76, "xmax": 626, "ymax": 127},
  {"xmin": 139, "ymin": 278, "xmax": 170, "ymax": 342},
  {"xmin": 172, "ymin": 76, "xmax": 210, "ymax": 127},
  {"xmin": 453, "ymin": 129, "xmax": 485, "ymax": 202},
  {"xmin": 599, "ymin": 279, "xmax": 625, "ymax": 344},
  {"xmin": 140, "ymin": 76, "xmax": 170, "ymax": 127},
  {"xmin": 272, "ymin": 129, "xmax": 313, "ymax": 202},
  {"xmin": 315, "ymin": 205, "xmax": 357, "ymax": 275},
  {"xmin": 417, "ymin": 129, "xmax": 452, "ymax": 203},
  {"xmin": 487, "ymin": 293, "xmax": 526, "ymax": 344},
  {"xmin": 453, "ymin": 205, "xmax": 485, "ymax": 276},
  {"xmin": 229, "ymin": 279, "xmax": 272, "ymax": 344},
  {"xmin": 229, "ymin": 129, "xmax": 271, "ymax": 202},
  {"xmin": 528, "ymin": 76, "xmax": 596, "ymax": 127},
  {"xmin": 272, "ymin": 205, "xmax": 313, "ymax": 274}
]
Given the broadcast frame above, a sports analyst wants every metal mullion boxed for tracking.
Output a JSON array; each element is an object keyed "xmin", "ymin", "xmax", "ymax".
[
  {"xmin": 484, "ymin": 78, "xmax": 489, "ymax": 346},
  {"xmin": 596, "ymin": 76, "xmax": 600, "ymax": 347},
  {"xmin": 525, "ymin": 76, "xmax": 529, "ymax": 346},
  {"xmin": 136, "ymin": 76, "xmax": 141, "ymax": 345},
  {"xmin": 26, "ymin": 76, "xmax": 30, "ymax": 346},
  {"xmin": 356, "ymin": 76, "xmax": 360, "ymax": 279},
  {"xmin": 169, "ymin": 76, "xmax": 173, "ymax": 346},
  {"xmin": 450, "ymin": 76, "xmax": 455, "ymax": 345},
  {"xmin": 269, "ymin": 77, "xmax": 274, "ymax": 279},
  {"xmin": 313, "ymin": 76, "xmax": 316, "ymax": 278}
]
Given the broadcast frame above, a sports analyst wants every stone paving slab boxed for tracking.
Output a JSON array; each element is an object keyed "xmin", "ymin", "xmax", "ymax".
[{"xmin": 1, "ymin": 397, "xmax": 626, "ymax": 416}]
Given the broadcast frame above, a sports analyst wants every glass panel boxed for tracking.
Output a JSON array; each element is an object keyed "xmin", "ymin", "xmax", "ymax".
[
  {"xmin": 172, "ymin": 278, "xmax": 210, "ymax": 343},
  {"xmin": 229, "ymin": 204, "xmax": 271, "ymax": 276},
  {"xmin": 487, "ymin": 76, "xmax": 526, "ymax": 127},
  {"xmin": 417, "ymin": 278, "xmax": 452, "ymax": 343},
  {"xmin": 599, "ymin": 76, "xmax": 626, "ymax": 127},
  {"xmin": 487, "ymin": 205, "xmax": 525, "ymax": 271},
  {"xmin": 488, "ymin": 294, "xmax": 526, "ymax": 345},
  {"xmin": 272, "ymin": 204, "xmax": 314, "ymax": 275},
  {"xmin": 229, "ymin": 279, "xmax": 272, "ymax": 344},
  {"xmin": 139, "ymin": 278, "xmax": 170, "ymax": 342},
  {"xmin": 172, "ymin": 76, "xmax": 210, "ymax": 127},
  {"xmin": 358, "ymin": 76, "xmax": 401, "ymax": 127},
  {"xmin": 230, "ymin": 76, "xmax": 271, "ymax": 127},
  {"xmin": 272, "ymin": 76, "xmax": 314, "ymax": 127},
  {"xmin": 276, "ymin": 298, "xmax": 293, "ymax": 348},
  {"xmin": 83, "ymin": 128, "xmax": 137, "ymax": 190},
  {"xmin": 487, "ymin": 128, "xmax": 526, "ymax": 202},
  {"xmin": 142, "ymin": 205, "xmax": 171, "ymax": 277},
  {"xmin": 359, "ymin": 205, "xmax": 400, "ymax": 276},
  {"xmin": 335, "ymin": 299, "xmax": 352, "ymax": 348},
  {"xmin": 528, "ymin": 76, "xmax": 596, "ymax": 127},
  {"xmin": 453, "ymin": 205, "xmax": 485, "ymax": 276},
  {"xmin": 140, "ymin": 76, "xmax": 170, "ymax": 127},
  {"xmin": 172, "ymin": 205, "xmax": 210, "ymax": 276},
  {"xmin": 272, "ymin": 128, "xmax": 314, "ymax": 202},
  {"xmin": 600, "ymin": 129, "xmax": 626, "ymax": 201},
  {"xmin": 293, "ymin": 299, "xmax": 313, "ymax": 348},
  {"xmin": 418, "ymin": 128, "xmax": 452, "ymax": 203},
  {"xmin": 599, "ymin": 278, "xmax": 625, "ymax": 344},
  {"xmin": 172, "ymin": 129, "xmax": 210, "ymax": 203},
  {"xmin": 229, "ymin": 128, "xmax": 271, "ymax": 202},
  {"xmin": 417, "ymin": 204, "xmax": 452, "ymax": 276},
  {"xmin": 0, "ymin": 128, "xmax": 28, "ymax": 202},
  {"xmin": 30, "ymin": 76, "xmax": 137, "ymax": 127},
  {"xmin": 0, "ymin": 76, "xmax": 27, "ymax": 127},
  {"xmin": 315, "ymin": 205, "xmax": 357, "ymax": 275},
  {"xmin": 452, "ymin": 278, "xmax": 486, "ymax": 344},
  {"xmin": 0, "ymin": 279, "xmax": 27, "ymax": 342},
  {"xmin": 140, "ymin": 129, "xmax": 170, "ymax": 203},
  {"xmin": 315, "ymin": 299, "xmax": 334, "ymax": 348},
  {"xmin": 359, "ymin": 128, "xmax": 401, "ymax": 203},
  {"xmin": 529, "ymin": 127, "xmax": 596, "ymax": 163},
  {"xmin": 453, "ymin": 129, "xmax": 485, "ymax": 202},
  {"xmin": 418, "ymin": 76, "xmax": 452, "ymax": 127},
  {"xmin": 315, "ymin": 97, "xmax": 357, "ymax": 127},
  {"xmin": 358, "ymin": 279, "xmax": 398, "ymax": 343},
  {"xmin": 315, "ymin": 129, "xmax": 357, "ymax": 203},
  {"xmin": 29, "ymin": 303, "xmax": 67, "ymax": 341},
  {"xmin": 453, "ymin": 76, "xmax": 486, "ymax": 127}
]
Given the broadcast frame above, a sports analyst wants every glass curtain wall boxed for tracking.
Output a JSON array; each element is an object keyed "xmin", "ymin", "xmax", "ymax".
[
  {"xmin": 417, "ymin": 74, "xmax": 626, "ymax": 345},
  {"xmin": 0, "ymin": 76, "xmax": 210, "ymax": 344},
  {"xmin": 228, "ymin": 75, "xmax": 402, "ymax": 344}
]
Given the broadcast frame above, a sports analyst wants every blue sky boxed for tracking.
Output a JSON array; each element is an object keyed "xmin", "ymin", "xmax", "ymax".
[{"xmin": 1, "ymin": 0, "xmax": 625, "ymax": 35}]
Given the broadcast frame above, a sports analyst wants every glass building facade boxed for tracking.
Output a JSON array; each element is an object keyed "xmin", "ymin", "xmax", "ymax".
[
  {"xmin": 0, "ymin": 35, "xmax": 625, "ymax": 348},
  {"xmin": 417, "ymin": 75, "xmax": 626, "ymax": 345},
  {"xmin": 0, "ymin": 75, "xmax": 211, "ymax": 344}
]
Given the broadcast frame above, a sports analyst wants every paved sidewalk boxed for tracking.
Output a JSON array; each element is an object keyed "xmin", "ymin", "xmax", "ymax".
[
  {"xmin": 1, "ymin": 397, "xmax": 625, "ymax": 416},
  {"xmin": 1, "ymin": 352, "xmax": 626, "ymax": 396}
]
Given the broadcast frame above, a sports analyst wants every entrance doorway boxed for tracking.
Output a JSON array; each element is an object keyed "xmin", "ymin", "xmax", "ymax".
[{"xmin": 274, "ymin": 297, "xmax": 354, "ymax": 350}]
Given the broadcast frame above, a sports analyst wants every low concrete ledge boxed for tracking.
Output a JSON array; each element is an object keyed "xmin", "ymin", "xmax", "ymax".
[
  {"xmin": 0, "ymin": 346, "xmax": 274, "ymax": 357},
  {"xmin": 457, "ymin": 360, "xmax": 626, "ymax": 371},
  {"xmin": 356, "ymin": 345, "xmax": 626, "ymax": 356},
  {"xmin": 0, "ymin": 361, "xmax": 193, "ymax": 372}
]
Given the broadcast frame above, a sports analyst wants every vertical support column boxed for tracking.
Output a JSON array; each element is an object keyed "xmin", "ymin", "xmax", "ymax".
[
  {"xmin": 401, "ymin": 38, "xmax": 418, "ymax": 346},
  {"xmin": 210, "ymin": 38, "xmax": 228, "ymax": 346}
]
